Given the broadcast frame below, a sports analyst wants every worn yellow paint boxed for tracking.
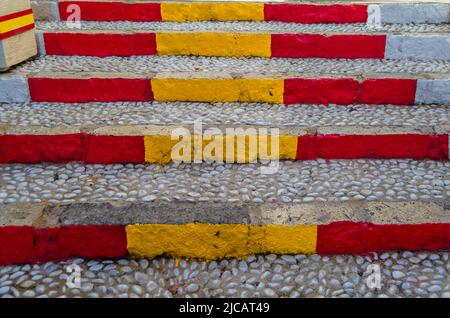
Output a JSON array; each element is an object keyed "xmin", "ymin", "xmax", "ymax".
[
  {"xmin": 151, "ymin": 78, "xmax": 283, "ymax": 103},
  {"xmin": 160, "ymin": 2, "xmax": 264, "ymax": 22},
  {"xmin": 156, "ymin": 33, "xmax": 271, "ymax": 57},
  {"xmin": 0, "ymin": 14, "xmax": 34, "ymax": 34},
  {"xmin": 264, "ymin": 225, "xmax": 317, "ymax": 254},
  {"xmin": 144, "ymin": 134, "xmax": 298, "ymax": 164},
  {"xmin": 144, "ymin": 135, "xmax": 179, "ymax": 164},
  {"xmin": 126, "ymin": 223, "xmax": 317, "ymax": 260}
]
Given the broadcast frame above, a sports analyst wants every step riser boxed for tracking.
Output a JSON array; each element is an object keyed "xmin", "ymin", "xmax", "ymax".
[
  {"xmin": 2, "ymin": 75, "xmax": 449, "ymax": 105},
  {"xmin": 0, "ymin": 132, "xmax": 448, "ymax": 163},
  {"xmin": 33, "ymin": 1, "xmax": 450, "ymax": 24},
  {"xmin": 3, "ymin": 223, "xmax": 450, "ymax": 264},
  {"xmin": 37, "ymin": 32, "xmax": 450, "ymax": 60},
  {"xmin": 0, "ymin": 201, "xmax": 450, "ymax": 265}
]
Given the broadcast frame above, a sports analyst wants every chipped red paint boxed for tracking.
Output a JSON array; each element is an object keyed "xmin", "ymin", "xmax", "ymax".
[
  {"xmin": 296, "ymin": 134, "xmax": 449, "ymax": 160},
  {"xmin": 28, "ymin": 77, "xmax": 153, "ymax": 103},
  {"xmin": 317, "ymin": 222, "xmax": 450, "ymax": 254}
]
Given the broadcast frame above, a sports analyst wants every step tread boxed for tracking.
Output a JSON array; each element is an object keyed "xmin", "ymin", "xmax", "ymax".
[
  {"xmin": 1, "ymin": 160, "xmax": 448, "ymax": 205},
  {"xmin": 11, "ymin": 56, "xmax": 450, "ymax": 75},
  {"xmin": 1, "ymin": 200, "xmax": 449, "ymax": 227},
  {"xmin": 36, "ymin": 21, "xmax": 450, "ymax": 34},
  {"xmin": 2, "ymin": 103, "xmax": 449, "ymax": 128}
]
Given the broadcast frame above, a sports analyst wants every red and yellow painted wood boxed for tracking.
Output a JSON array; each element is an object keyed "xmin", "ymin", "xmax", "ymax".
[
  {"xmin": 0, "ymin": 132, "xmax": 448, "ymax": 164},
  {"xmin": 57, "ymin": 1, "xmax": 369, "ymax": 23},
  {"xmin": 1, "ymin": 222, "xmax": 450, "ymax": 264},
  {"xmin": 0, "ymin": 0, "xmax": 37, "ymax": 70}
]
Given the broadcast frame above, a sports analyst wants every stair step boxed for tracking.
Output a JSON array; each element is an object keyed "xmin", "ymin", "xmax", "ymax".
[
  {"xmin": 2, "ymin": 69, "xmax": 449, "ymax": 104},
  {"xmin": 1, "ymin": 160, "xmax": 448, "ymax": 204},
  {"xmin": 34, "ymin": 24, "xmax": 450, "ymax": 59},
  {"xmin": 2, "ymin": 103, "xmax": 449, "ymax": 128},
  {"xmin": 33, "ymin": 0, "xmax": 450, "ymax": 24},
  {"xmin": 0, "ymin": 124, "xmax": 448, "ymax": 163},
  {"xmin": 1, "ymin": 200, "xmax": 450, "ymax": 263},
  {"xmin": 14, "ymin": 55, "xmax": 450, "ymax": 76}
]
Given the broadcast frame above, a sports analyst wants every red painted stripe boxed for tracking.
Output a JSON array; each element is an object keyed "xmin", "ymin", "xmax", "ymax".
[
  {"xmin": 34, "ymin": 226, "xmax": 128, "ymax": 262},
  {"xmin": 0, "ymin": 23, "xmax": 34, "ymax": 40},
  {"xmin": 271, "ymin": 34, "xmax": 386, "ymax": 59},
  {"xmin": 0, "ymin": 134, "xmax": 83, "ymax": 163},
  {"xmin": 0, "ymin": 9, "xmax": 33, "ymax": 22},
  {"xmin": 317, "ymin": 222, "xmax": 450, "ymax": 255},
  {"xmin": 28, "ymin": 77, "xmax": 153, "ymax": 102},
  {"xmin": 297, "ymin": 134, "xmax": 449, "ymax": 160},
  {"xmin": 264, "ymin": 4, "xmax": 368, "ymax": 23},
  {"xmin": 83, "ymin": 135, "xmax": 145, "ymax": 164},
  {"xmin": 0, "ymin": 226, "xmax": 127, "ymax": 264},
  {"xmin": 44, "ymin": 32, "xmax": 156, "ymax": 57},
  {"xmin": 358, "ymin": 78, "xmax": 417, "ymax": 105},
  {"xmin": 0, "ymin": 226, "xmax": 34, "ymax": 265},
  {"xmin": 284, "ymin": 78, "xmax": 359, "ymax": 105},
  {"xmin": 59, "ymin": 1, "xmax": 161, "ymax": 22}
]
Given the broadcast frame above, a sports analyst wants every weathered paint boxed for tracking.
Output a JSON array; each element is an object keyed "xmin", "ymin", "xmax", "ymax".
[
  {"xmin": 144, "ymin": 134, "xmax": 298, "ymax": 164},
  {"xmin": 151, "ymin": 78, "xmax": 283, "ymax": 103},
  {"xmin": 126, "ymin": 223, "xmax": 316, "ymax": 260},
  {"xmin": 0, "ymin": 225, "xmax": 127, "ymax": 265},
  {"xmin": 161, "ymin": 2, "xmax": 264, "ymax": 22},
  {"xmin": 317, "ymin": 222, "xmax": 450, "ymax": 254},
  {"xmin": 156, "ymin": 33, "xmax": 271, "ymax": 57}
]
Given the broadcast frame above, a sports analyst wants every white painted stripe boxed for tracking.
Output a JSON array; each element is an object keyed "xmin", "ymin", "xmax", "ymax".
[
  {"xmin": 415, "ymin": 79, "xmax": 450, "ymax": 105},
  {"xmin": 385, "ymin": 35, "xmax": 450, "ymax": 60}
]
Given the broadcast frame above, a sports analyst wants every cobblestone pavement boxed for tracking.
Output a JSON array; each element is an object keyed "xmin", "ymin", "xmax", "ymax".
[
  {"xmin": 1, "ymin": 252, "xmax": 449, "ymax": 298},
  {"xmin": 1, "ymin": 103, "xmax": 449, "ymax": 128},
  {"xmin": 36, "ymin": 21, "xmax": 450, "ymax": 33},
  {"xmin": 12, "ymin": 56, "xmax": 450, "ymax": 74},
  {"xmin": 0, "ymin": 160, "xmax": 448, "ymax": 204}
]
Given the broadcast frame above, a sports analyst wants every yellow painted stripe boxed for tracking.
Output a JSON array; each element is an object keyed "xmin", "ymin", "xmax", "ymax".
[
  {"xmin": 151, "ymin": 78, "xmax": 283, "ymax": 103},
  {"xmin": 126, "ymin": 224, "xmax": 317, "ymax": 260},
  {"xmin": 0, "ymin": 14, "xmax": 34, "ymax": 34},
  {"xmin": 144, "ymin": 134, "xmax": 298, "ymax": 164},
  {"xmin": 156, "ymin": 33, "xmax": 271, "ymax": 57},
  {"xmin": 160, "ymin": 2, "xmax": 264, "ymax": 22}
]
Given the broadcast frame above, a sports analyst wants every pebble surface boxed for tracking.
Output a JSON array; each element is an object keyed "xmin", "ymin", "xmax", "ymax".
[
  {"xmin": 1, "ymin": 103, "xmax": 449, "ymax": 128},
  {"xmin": 12, "ymin": 55, "xmax": 450, "ymax": 75},
  {"xmin": 1, "ymin": 252, "xmax": 449, "ymax": 298},
  {"xmin": 0, "ymin": 160, "xmax": 448, "ymax": 204},
  {"xmin": 36, "ymin": 21, "xmax": 450, "ymax": 33}
]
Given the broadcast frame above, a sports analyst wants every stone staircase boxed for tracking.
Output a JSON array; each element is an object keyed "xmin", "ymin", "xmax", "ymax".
[{"xmin": 0, "ymin": 0, "xmax": 449, "ymax": 268}]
